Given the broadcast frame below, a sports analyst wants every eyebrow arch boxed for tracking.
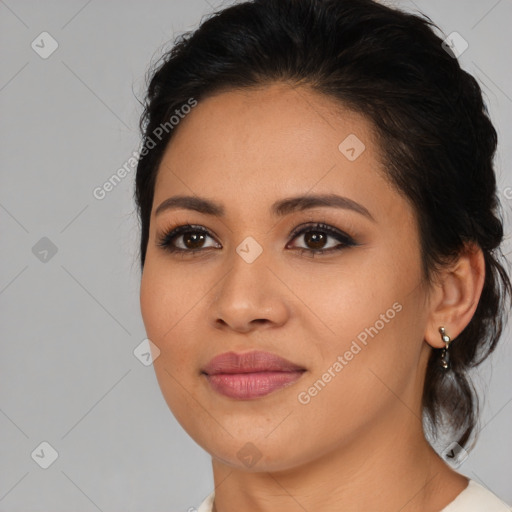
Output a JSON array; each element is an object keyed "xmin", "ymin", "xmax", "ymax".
[{"xmin": 155, "ymin": 193, "xmax": 375, "ymax": 222}]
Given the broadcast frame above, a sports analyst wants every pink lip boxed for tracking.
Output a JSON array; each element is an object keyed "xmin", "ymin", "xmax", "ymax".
[{"xmin": 201, "ymin": 351, "xmax": 306, "ymax": 400}]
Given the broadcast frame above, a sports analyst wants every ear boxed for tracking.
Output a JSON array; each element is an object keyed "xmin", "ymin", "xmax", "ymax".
[{"xmin": 424, "ymin": 242, "xmax": 486, "ymax": 349}]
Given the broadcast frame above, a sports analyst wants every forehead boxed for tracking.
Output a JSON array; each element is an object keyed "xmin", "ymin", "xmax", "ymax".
[{"xmin": 153, "ymin": 83, "xmax": 406, "ymax": 223}]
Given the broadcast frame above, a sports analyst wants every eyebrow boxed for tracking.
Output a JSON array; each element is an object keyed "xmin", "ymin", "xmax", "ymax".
[{"xmin": 154, "ymin": 193, "xmax": 375, "ymax": 222}]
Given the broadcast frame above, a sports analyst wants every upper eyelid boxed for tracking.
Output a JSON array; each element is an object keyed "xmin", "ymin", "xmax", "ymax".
[
  {"xmin": 288, "ymin": 221, "xmax": 350, "ymax": 237},
  {"xmin": 161, "ymin": 222, "xmax": 348, "ymax": 237}
]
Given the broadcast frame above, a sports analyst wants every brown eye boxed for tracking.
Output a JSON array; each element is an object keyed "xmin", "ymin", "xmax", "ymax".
[
  {"xmin": 157, "ymin": 222, "xmax": 357, "ymax": 257},
  {"xmin": 182, "ymin": 232, "xmax": 207, "ymax": 250},
  {"xmin": 157, "ymin": 225, "xmax": 220, "ymax": 253},
  {"xmin": 303, "ymin": 231, "xmax": 328, "ymax": 250},
  {"xmin": 287, "ymin": 222, "xmax": 357, "ymax": 256}
]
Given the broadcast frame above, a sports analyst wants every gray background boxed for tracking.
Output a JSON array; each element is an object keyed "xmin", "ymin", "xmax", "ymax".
[{"xmin": 1, "ymin": 0, "xmax": 511, "ymax": 510}]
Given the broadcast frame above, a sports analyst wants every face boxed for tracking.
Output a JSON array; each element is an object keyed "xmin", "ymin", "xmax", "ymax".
[{"xmin": 140, "ymin": 82, "xmax": 433, "ymax": 472}]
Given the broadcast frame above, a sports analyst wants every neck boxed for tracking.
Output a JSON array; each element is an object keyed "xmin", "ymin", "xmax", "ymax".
[{"xmin": 210, "ymin": 410, "xmax": 468, "ymax": 512}]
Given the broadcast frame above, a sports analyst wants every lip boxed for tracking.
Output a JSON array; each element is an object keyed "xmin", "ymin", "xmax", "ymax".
[
  {"xmin": 201, "ymin": 350, "xmax": 306, "ymax": 400},
  {"xmin": 202, "ymin": 350, "xmax": 305, "ymax": 374}
]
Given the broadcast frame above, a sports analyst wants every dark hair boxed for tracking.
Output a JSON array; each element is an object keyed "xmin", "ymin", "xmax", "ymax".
[{"xmin": 134, "ymin": 0, "xmax": 511, "ymax": 448}]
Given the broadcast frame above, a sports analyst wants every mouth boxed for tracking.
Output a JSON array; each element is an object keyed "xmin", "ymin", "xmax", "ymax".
[
  {"xmin": 202, "ymin": 370, "xmax": 306, "ymax": 400},
  {"xmin": 202, "ymin": 350, "xmax": 306, "ymax": 374},
  {"xmin": 201, "ymin": 350, "xmax": 306, "ymax": 400}
]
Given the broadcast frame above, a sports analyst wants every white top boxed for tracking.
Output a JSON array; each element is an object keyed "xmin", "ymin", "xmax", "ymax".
[{"xmin": 196, "ymin": 480, "xmax": 511, "ymax": 512}]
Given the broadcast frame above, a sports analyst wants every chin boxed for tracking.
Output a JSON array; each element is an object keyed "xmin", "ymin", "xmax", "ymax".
[{"xmin": 195, "ymin": 430, "xmax": 319, "ymax": 473}]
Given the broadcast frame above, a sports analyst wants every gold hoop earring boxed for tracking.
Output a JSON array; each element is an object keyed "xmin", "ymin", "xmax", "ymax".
[{"xmin": 438, "ymin": 326, "xmax": 451, "ymax": 370}]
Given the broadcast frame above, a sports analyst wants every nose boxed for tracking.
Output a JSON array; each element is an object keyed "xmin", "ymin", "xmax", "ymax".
[{"xmin": 208, "ymin": 248, "xmax": 290, "ymax": 334}]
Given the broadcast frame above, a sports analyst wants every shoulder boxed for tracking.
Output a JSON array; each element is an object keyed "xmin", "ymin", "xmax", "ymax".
[
  {"xmin": 193, "ymin": 482, "xmax": 511, "ymax": 512},
  {"xmin": 440, "ymin": 480, "xmax": 511, "ymax": 512},
  {"xmin": 195, "ymin": 490, "xmax": 215, "ymax": 512}
]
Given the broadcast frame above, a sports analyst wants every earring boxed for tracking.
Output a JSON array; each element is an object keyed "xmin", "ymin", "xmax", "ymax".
[{"xmin": 438, "ymin": 326, "xmax": 451, "ymax": 370}]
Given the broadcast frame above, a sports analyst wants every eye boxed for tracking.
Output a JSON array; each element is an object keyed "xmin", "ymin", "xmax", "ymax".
[
  {"xmin": 156, "ymin": 224, "xmax": 220, "ymax": 255},
  {"xmin": 156, "ymin": 222, "xmax": 357, "ymax": 257},
  {"xmin": 286, "ymin": 222, "xmax": 357, "ymax": 256}
]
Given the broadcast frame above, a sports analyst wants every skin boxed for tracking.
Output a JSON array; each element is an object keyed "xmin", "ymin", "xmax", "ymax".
[{"xmin": 139, "ymin": 82, "xmax": 485, "ymax": 512}]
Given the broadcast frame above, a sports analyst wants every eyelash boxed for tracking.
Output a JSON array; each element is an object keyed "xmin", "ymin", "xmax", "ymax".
[{"xmin": 156, "ymin": 221, "xmax": 358, "ymax": 258}]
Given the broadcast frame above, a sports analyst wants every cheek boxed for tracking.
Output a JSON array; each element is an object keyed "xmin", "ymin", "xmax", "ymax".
[
  {"xmin": 289, "ymin": 254, "xmax": 408, "ymax": 346},
  {"xmin": 290, "ymin": 285, "xmax": 425, "ymax": 454},
  {"xmin": 139, "ymin": 262, "xmax": 199, "ymax": 390},
  {"xmin": 139, "ymin": 252, "xmax": 226, "ymax": 349},
  {"xmin": 295, "ymin": 248, "xmax": 426, "ymax": 391},
  {"xmin": 140, "ymin": 268, "xmax": 170, "ymax": 344},
  {"xmin": 140, "ymin": 257, "xmax": 196, "ymax": 342},
  {"xmin": 140, "ymin": 263, "xmax": 203, "ymax": 421}
]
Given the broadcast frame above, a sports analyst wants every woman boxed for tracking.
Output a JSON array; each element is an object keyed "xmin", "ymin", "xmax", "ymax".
[{"xmin": 134, "ymin": 0, "xmax": 511, "ymax": 510}]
